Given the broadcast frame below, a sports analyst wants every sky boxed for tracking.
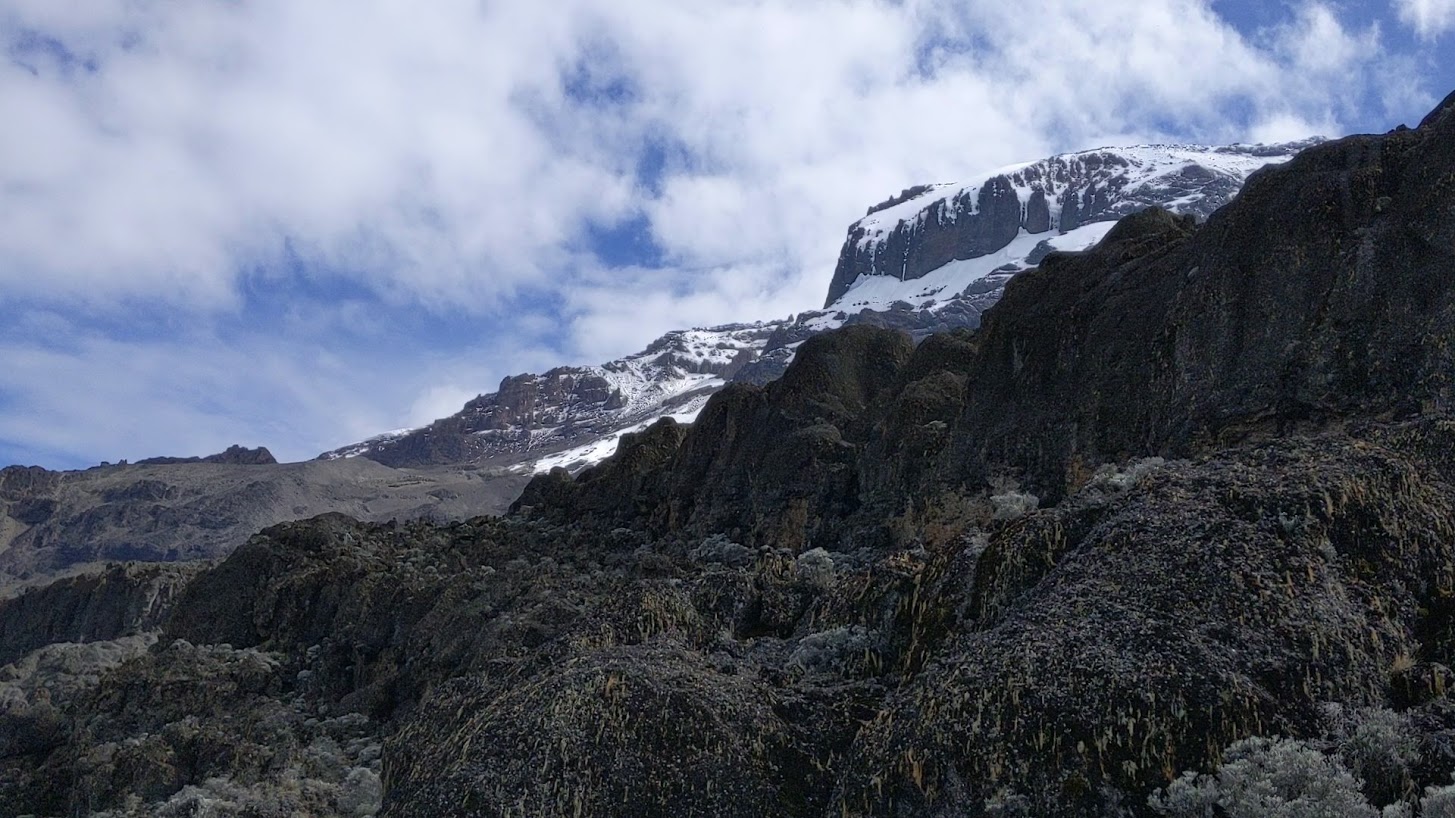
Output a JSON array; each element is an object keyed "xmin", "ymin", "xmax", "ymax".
[{"xmin": 1, "ymin": 0, "xmax": 1451, "ymax": 469}]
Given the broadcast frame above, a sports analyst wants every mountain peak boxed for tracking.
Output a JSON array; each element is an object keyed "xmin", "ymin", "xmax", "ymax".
[{"xmin": 824, "ymin": 139, "xmax": 1322, "ymax": 309}]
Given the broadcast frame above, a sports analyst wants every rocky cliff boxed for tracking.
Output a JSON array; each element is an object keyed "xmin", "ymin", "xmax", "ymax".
[
  {"xmin": 4, "ymin": 96, "xmax": 1455, "ymax": 818},
  {"xmin": 520, "ymin": 112, "xmax": 1453, "ymax": 550}
]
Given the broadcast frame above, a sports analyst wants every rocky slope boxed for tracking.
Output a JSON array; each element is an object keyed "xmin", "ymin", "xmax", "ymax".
[
  {"xmin": 319, "ymin": 324, "xmax": 780, "ymax": 470},
  {"xmin": 4, "ymin": 96, "xmax": 1453, "ymax": 818},
  {"xmin": 327, "ymin": 142, "xmax": 1306, "ymax": 474},
  {"xmin": 0, "ymin": 453, "xmax": 528, "ymax": 593}
]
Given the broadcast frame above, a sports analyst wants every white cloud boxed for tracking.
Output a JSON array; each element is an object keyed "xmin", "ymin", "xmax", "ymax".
[
  {"xmin": 1247, "ymin": 113, "xmax": 1331, "ymax": 144},
  {"xmin": 1395, "ymin": 0, "xmax": 1455, "ymax": 38},
  {"xmin": 0, "ymin": 0, "xmax": 633, "ymax": 308},
  {"xmin": 0, "ymin": 0, "xmax": 1437, "ymax": 467}
]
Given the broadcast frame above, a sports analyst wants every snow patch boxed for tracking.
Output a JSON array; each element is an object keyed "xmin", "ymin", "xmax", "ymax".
[
  {"xmin": 832, "ymin": 222, "xmax": 1115, "ymax": 313},
  {"xmin": 524, "ymin": 391, "xmax": 717, "ymax": 474}
]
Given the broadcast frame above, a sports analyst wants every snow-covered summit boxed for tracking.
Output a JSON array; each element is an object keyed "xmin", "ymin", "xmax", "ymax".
[{"xmin": 826, "ymin": 139, "xmax": 1321, "ymax": 310}]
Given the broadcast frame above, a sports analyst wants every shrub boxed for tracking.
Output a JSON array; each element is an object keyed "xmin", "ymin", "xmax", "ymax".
[
  {"xmin": 990, "ymin": 490, "xmax": 1039, "ymax": 521},
  {"xmin": 1335, "ymin": 708, "xmax": 1419, "ymax": 807},
  {"xmin": 1150, "ymin": 736, "xmax": 1377, "ymax": 818},
  {"xmin": 1088, "ymin": 457, "xmax": 1167, "ymax": 494},
  {"xmin": 689, "ymin": 534, "xmax": 753, "ymax": 568},
  {"xmin": 1421, "ymin": 781, "xmax": 1455, "ymax": 818},
  {"xmin": 786, "ymin": 626, "xmax": 875, "ymax": 677},
  {"xmin": 794, "ymin": 547, "xmax": 835, "ymax": 586}
]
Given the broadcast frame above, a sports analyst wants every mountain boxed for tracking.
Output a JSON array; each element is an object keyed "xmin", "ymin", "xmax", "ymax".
[
  {"xmin": 325, "ymin": 140, "xmax": 1311, "ymax": 474},
  {"xmin": 0, "ymin": 136, "xmax": 1306, "ymax": 594},
  {"xmin": 318, "ymin": 323, "xmax": 786, "ymax": 469},
  {"xmin": 5, "ymin": 94, "xmax": 1454, "ymax": 818},
  {"xmin": 2, "ymin": 142, "xmax": 1301, "ymax": 594}
]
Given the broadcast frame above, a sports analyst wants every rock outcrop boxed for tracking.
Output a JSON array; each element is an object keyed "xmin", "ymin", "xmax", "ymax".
[
  {"xmin": 135, "ymin": 444, "xmax": 278, "ymax": 466},
  {"xmin": 0, "ymin": 562, "xmax": 199, "ymax": 667}
]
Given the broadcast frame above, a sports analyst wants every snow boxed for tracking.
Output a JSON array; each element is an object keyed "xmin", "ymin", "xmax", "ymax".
[
  {"xmin": 835, "ymin": 140, "xmax": 1315, "ymax": 314},
  {"xmin": 848, "ymin": 142, "xmax": 1309, "ymax": 249},
  {"xmin": 525, "ymin": 391, "xmax": 717, "ymax": 474},
  {"xmin": 831, "ymin": 221, "xmax": 1116, "ymax": 312},
  {"xmin": 320, "ymin": 427, "xmax": 417, "ymax": 460}
]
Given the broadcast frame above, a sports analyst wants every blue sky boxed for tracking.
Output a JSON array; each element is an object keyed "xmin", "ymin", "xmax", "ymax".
[{"xmin": 1, "ymin": 0, "xmax": 1451, "ymax": 470}]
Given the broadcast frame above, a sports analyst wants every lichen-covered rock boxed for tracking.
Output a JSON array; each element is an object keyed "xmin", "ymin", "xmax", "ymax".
[
  {"xmin": 383, "ymin": 643, "xmax": 800, "ymax": 818},
  {"xmin": 834, "ymin": 433, "xmax": 1455, "ymax": 816},
  {"xmin": 0, "ymin": 562, "xmax": 199, "ymax": 667}
]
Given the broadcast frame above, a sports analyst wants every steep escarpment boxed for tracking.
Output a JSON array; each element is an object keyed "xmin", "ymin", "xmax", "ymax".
[
  {"xmin": 0, "ymin": 562, "xmax": 199, "ymax": 667},
  {"xmin": 7, "ymin": 98, "xmax": 1455, "ymax": 818}
]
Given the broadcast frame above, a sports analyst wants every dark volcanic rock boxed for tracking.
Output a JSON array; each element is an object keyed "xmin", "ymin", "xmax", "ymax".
[
  {"xmin": 385, "ymin": 644, "xmax": 798, "ymax": 817},
  {"xmin": 519, "ymin": 325, "xmax": 916, "ymax": 549},
  {"xmin": 0, "ymin": 562, "xmax": 199, "ymax": 667},
  {"xmin": 836, "ymin": 433, "xmax": 1455, "ymax": 815}
]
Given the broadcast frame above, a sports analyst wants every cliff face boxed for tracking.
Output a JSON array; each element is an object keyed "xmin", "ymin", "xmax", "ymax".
[
  {"xmin": 6, "ymin": 100, "xmax": 1455, "ymax": 818},
  {"xmin": 0, "ymin": 562, "xmax": 200, "ymax": 667}
]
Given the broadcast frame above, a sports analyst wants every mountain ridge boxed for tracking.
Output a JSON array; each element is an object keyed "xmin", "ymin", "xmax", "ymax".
[{"xmin": 323, "ymin": 139, "xmax": 1309, "ymax": 474}]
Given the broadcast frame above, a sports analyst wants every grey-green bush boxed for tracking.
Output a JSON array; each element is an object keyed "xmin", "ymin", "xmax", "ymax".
[{"xmin": 1149, "ymin": 736, "xmax": 1378, "ymax": 818}]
